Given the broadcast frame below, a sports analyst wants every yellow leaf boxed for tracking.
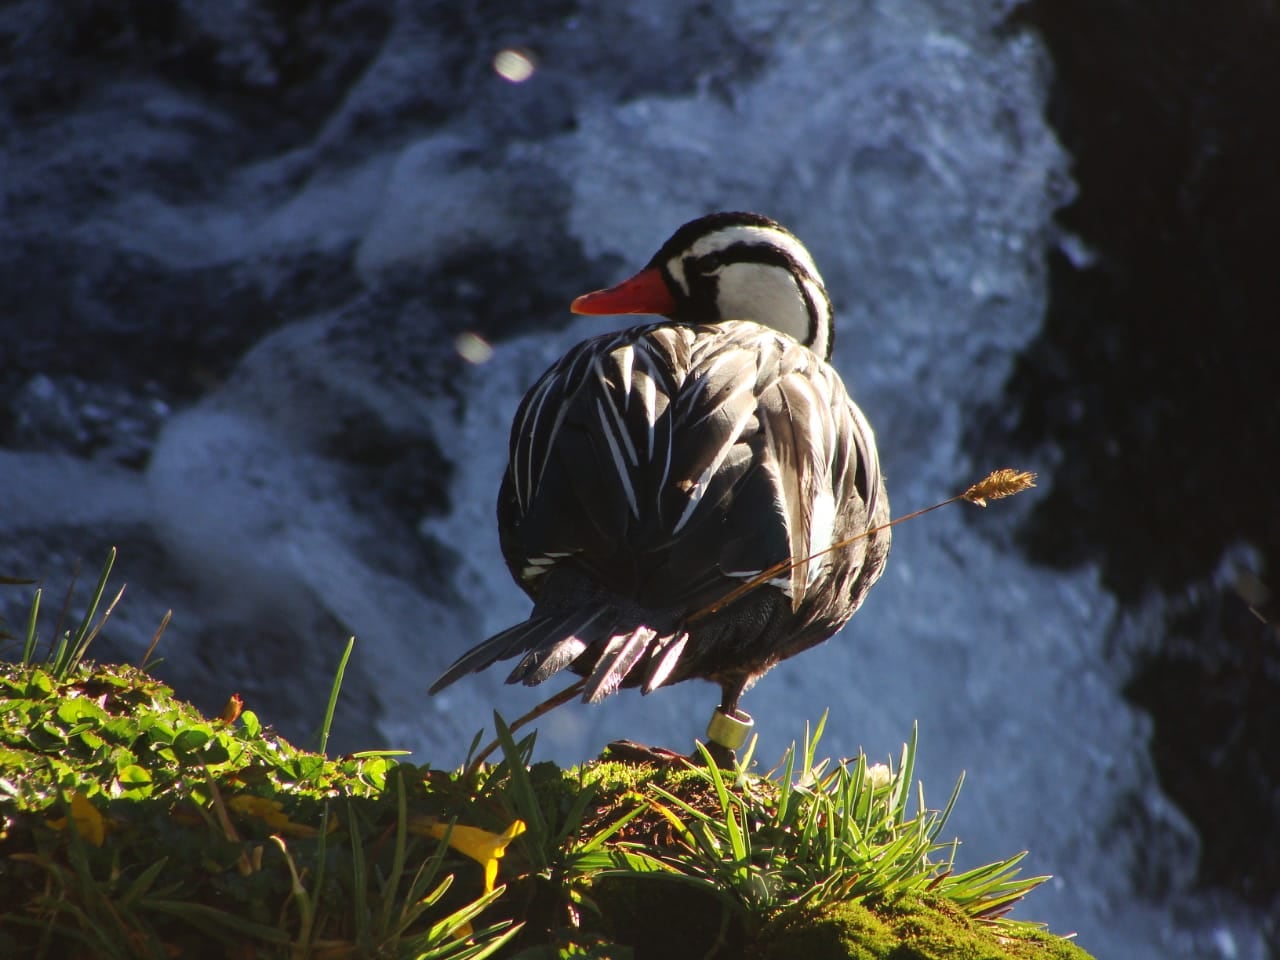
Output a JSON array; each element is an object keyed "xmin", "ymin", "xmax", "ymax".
[
  {"xmin": 47, "ymin": 791, "xmax": 106, "ymax": 846},
  {"xmin": 412, "ymin": 817, "xmax": 527, "ymax": 893},
  {"xmin": 227, "ymin": 795, "xmax": 336, "ymax": 838}
]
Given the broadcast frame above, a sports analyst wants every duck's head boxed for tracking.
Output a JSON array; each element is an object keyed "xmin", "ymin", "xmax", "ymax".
[{"xmin": 571, "ymin": 212, "xmax": 835, "ymax": 359}]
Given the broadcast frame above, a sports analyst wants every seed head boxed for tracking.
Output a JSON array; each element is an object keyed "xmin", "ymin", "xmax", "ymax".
[{"xmin": 962, "ymin": 469, "xmax": 1037, "ymax": 508}]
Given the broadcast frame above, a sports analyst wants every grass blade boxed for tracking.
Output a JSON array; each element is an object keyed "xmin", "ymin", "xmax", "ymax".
[
  {"xmin": 22, "ymin": 586, "xmax": 41, "ymax": 665},
  {"xmin": 319, "ymin": 636, "xmax": 355, "ymax": 755},
  {"xmin": 56, "ymin": 548, "xmax": 116, "ymax": 677}
]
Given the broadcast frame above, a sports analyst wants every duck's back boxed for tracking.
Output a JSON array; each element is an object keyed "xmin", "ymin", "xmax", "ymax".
[{"xmin": 496, "ymin": 318, "xmax": 889, "ymax": 696}]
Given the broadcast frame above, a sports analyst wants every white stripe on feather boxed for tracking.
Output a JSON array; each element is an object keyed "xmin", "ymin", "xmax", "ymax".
[
  {"xmin": 515, "ymin": 374, "xmax": 557, "ymax": 510},
  {"xmin": 532, "ymin": 393, "xmax": 571, "ymax": 504},
  {"xmin": 671, "ymin": 398, "xmax": 757, "ymax": 534},
  {"xmin": 595, "ymin": 357, "xmax": 639, "ymax": 466},
  {"xmin": 721, "ymin": 567, "xmax": 797, "ymax": 599},
  {"xmin": 597, "ymin": 399, "xmax": 640, "ymax": 517},
  {"xmin": 806, "ymin": 488, "xmax": 836, "ymax": 587},
  {"xmin": 617, "ymin": 344, "xmax": 634, "ymax": 408},
  {"xmin": 630, "ymin": 351, "xmax": 660, "ymax": 459}
]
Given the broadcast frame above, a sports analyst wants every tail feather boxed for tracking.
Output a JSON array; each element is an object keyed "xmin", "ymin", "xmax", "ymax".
[
  {"xmin": 583, "ymin": 626, "xmax": 657, "ymax": 704},
  {"xmin": 642, "ymin": 631, "xmax": 690, "ymax": 694},
  {"xmin": 508, "ymin": 606, "xmax": 615, "ymax": 685},
  {"xmin": 428, "ymin": 616, "xmax": 552, "ymax": 694},
  {"xmin": 513, "ymin": 635, "xmax": 586, "ymax": 685},
  {"xmin": 431, "ymin": 602, "xmax": 691, "ymax": 702}
]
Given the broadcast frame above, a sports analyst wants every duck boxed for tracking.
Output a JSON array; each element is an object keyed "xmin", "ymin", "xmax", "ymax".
[{"xmin": 430, "ymin": 212, "xmax": 890, "ymax": 759}]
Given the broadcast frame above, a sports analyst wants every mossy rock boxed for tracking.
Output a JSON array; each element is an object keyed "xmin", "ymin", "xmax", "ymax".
[
  {"xmin": 754, "ymin": 892, "xmax": 1092, "ymax": 960},
  {"xmin": 0, "ymin": 659, "xmax": 1095, "ymax": 960}
]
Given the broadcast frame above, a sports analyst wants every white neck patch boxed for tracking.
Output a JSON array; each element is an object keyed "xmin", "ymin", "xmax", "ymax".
[{"xmin": 714, "ymin": 261, "xmax": 814, "ymax": 344}]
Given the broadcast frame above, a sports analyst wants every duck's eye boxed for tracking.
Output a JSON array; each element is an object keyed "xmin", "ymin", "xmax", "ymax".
[{"xmin": 689, "ymin": 253, "xmax": 725, "ymax": 276}]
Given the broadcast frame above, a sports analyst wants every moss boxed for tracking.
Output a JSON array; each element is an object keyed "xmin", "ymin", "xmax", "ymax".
[
  {"xmin": 754, "ymin": 893, "xmax": 1094, "ymax": 960},
  {"xmin": 755, "ymin": 898, "xmax": 893, "ymax": 959},
  {"xmin": 584, "ymin": 880, "xmax": 1092, "ymax": 960},
  {"xmin": 577, "ymin": 754, "xmax": 708, "ymax": 795}
]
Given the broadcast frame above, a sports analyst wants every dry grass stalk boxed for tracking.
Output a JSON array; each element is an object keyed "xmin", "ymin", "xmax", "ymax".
[
  {"xmin": 962, "ymin": 469, "xmax": 1037, "ymax": 507},
  {"xmin": 690, "ymin": 467, "xmax": 1039, "ymax": 622}
]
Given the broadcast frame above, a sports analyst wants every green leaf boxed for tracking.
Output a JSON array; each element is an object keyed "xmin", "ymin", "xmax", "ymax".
[
  {"xmin": 100, "ymin": 716, "xmax": 141, "ymax": 745},
  {"xmin": 240, "ymin": 710, "xmax": 262, "ymax": 738},
  {"xmin": 172, "ymin": 726, "xmax": 213, "ymax": 755},
  {"xmin": 116, "ymin": 763, "xmax": 154, "ymax": 799},
  {"xmin": 77, "ymin": 729, "xmax": 106, "ymax": 751},
  {"xmin": 26, "ymin": 669, "xmax": 54, "ymax": 698},
  {"xmin": 56, "ymin": 697, "xmax": 108, "ymax": 726}
]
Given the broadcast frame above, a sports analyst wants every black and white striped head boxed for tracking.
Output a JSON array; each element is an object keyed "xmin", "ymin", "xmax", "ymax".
[{"xmin": 572, "ymin": 212, "xmax": 835, "ymax": 359}]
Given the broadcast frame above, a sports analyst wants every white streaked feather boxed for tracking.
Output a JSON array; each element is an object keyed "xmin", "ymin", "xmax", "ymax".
[
  {"xmin": 532, "ymin": 392, "xmax": 571, "ymax": 502},
  {"xmin": 597, "ymin": 398, "xmax": 640, "ymax": 517},
  {"xmin": 617, "ymin": 344, "xmax": 634, "ymax": 408},
  {"xmin": 697, "ymin": 350, "xmax": 741, "ymax": 391},
  {"xmin": 672, "ymin": 396, "xmax": 758, "ymax": 534},
  {"xmin": 657, "ymin": 387, "xmax": 673, "ymax": 500},
  {"xmin": 805, "ymin": 381, "xmax": 832, "ymax": 463},
  {"xmin": 595, "ymin": 357, "xmax": 639, "ymax": 466},
  {"xmin": 630, "ymin": 352, "xmax": 660, "ymax": 458},
  {"xmin": 583, "ymin": 626, "xmax": 656, "ymax": 703},
  {"xmin": 683, "ymin": 354, "xmax": 757, "ymax": 430},
  {"xmin": 721, "ymin": 567, "xmax": 797, "ymax": 599},
  {"xmin": 758, "ymin": 398, "xmax": 809, "ymax": 603},
  {"xmin": 806, "ymin": 487, "xmax": 836, "ymax": 587},
  {"xmin": 676, "ymin": 367, "xmax": 712, "ymax": 416},
  {"xmin": 516, "ymin": 374, "xmax": 557, "ymax": 510}
]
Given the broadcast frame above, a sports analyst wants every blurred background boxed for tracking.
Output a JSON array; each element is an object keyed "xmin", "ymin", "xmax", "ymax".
[{"xmin": 1, "ymin": 2, "xmax": 1276, "ymax": 957}]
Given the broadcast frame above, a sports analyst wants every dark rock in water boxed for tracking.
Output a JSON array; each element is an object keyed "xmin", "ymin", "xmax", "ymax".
[
  {"xmin": 1, "ymin": 1, "xmax": 1274, "ymax": 955},
  {"xmin": 988, "ymin": 0, "xmax": 1280, "ymax": 938}
]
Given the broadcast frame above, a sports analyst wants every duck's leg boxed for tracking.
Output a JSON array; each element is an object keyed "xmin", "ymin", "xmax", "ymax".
[{"xmin": 702, "ymin": 678, "xmax": 754, "ymax": 768}]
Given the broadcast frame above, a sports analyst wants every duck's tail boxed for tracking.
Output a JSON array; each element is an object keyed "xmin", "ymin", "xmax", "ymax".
[{"xmin": 429, "ymin": 607, "xmax": 689, "ymax": 704}]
